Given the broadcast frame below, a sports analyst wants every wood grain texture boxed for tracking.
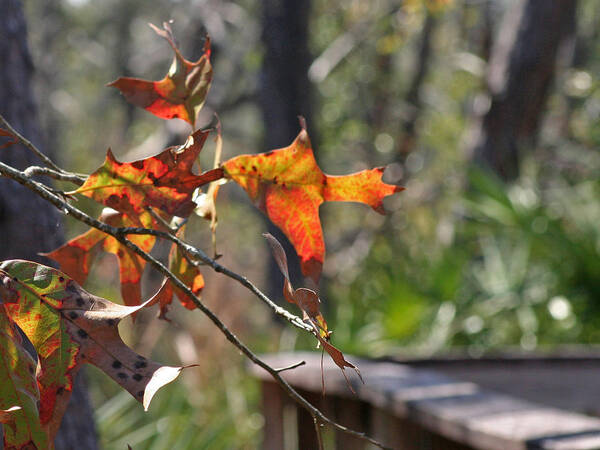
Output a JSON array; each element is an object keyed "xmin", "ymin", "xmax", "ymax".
[{"xmin": 252, "ymin": 352, "xmax": 600, "ymax": 449}]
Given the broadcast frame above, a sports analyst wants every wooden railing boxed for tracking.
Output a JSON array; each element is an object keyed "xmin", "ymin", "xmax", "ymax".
[{"xmin": 251, "ymin": 352, "xmax": 600, "ymax": 449}]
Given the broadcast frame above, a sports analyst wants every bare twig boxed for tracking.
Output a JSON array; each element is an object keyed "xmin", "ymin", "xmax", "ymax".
[
  {"xmin": 23, "ymin": 166, "xmax": 86, "ymax": 185},
  {"xmin": 308, "ymin": 19, "xmax": 369, "ymax": 83},
  {"xmin": 0, "ymin": 115, "xmax": 63, "ymax": 173},
  {"xmin": 0, "ymin": 160, "xmax": 391, "ymax": 450},
  {"xmin": 0, "ymin": 111, "xmax": 390, "ymax": 449},
  {"xmin": 275, "ymin": 360, "xmax": 306, "ymax": 373},
  {"xmin": 308, "ymin": 3, "xmax": 401, "ymax": 84},
  {"xmin": 102, "ymin": 225, "xmax": 313, "ymax": 333},
  {"xmin": 315, "ymin": 417, "xmax": 324, "ymax": 450},
  {"xmin": 145, "ymin": 206, "xmax": 179, "ymax": 233}
]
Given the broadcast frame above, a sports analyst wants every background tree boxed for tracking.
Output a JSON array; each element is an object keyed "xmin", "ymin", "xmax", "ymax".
[
  {"xmin": 466, "ymin": 0, "xmax": 578, "ymax": 179},
  {"xmin": 2, "ymin": 0, "xmax": 598, "ymax": 447},
  {"xmin": 0, "ymin": 0, "xmax": 98, "ymax": 448},
  {"xmin": 260, "ymin": 0, "xmax": 314, "ymax": 294}
]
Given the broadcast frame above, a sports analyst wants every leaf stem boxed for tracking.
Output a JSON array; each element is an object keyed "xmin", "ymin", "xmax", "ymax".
[{"xmin": 145, "ymin": 207, "xmax": 178, "ymax": 233}]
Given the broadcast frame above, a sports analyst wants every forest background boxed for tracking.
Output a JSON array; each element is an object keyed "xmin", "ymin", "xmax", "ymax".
[{"xmin": 2, "ymin": 0, "xmax": 599, "ymax": 448}]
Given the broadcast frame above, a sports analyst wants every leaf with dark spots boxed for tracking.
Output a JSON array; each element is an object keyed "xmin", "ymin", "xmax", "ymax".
[
  {"xmin": 148, "ymin": 225, "xmax": 203, "ymax": 320},
  {"xmin": 0, "ymin": 309, "xmax": 49, "ymax": 450},
  {"xmin": 134, "ymin": 361, "xmax": 147, "ymax": 369},
  {"xmin": 108, "ymin": 22, "xmax": 212, "ymax": 126},
  {"xmin": 72, "ymin": 129, "xmax": 223, "ymax": 218},
  {"xmin": 43, "ymin": 208, "xmax": 157, "ymax": 307},
  {"xmin": 223, "ymin": 126, "xmax": 403, "ymax": 284},
  {"xmin": 0, "ymin": 260, "xmax": 192, "ymax": 442}
]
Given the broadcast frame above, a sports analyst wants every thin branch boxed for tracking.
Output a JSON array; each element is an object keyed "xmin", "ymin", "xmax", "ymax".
[
  {"xmin": 308, "ymin": 21, "xmax": 366, "ymax": 83},
  {"xmin": 314, "ymin": 417, "xmax": 325, "ymax": 450},
  {"xmin": 308, "ymin": 3, "xmax": 401, "ymax": 84},
  {"xmin": 103, "ymin": 224, "xmax": 313, "ymax": 333},
  {"xmin": 15, "ymin": 164, "xmax": 310, "ymax": 332},
  {"xmin": 0, "ymin": 161, "xmax": 391, "ymax": 449},
  {"xmin": 145, "ymin": 206, "xmax": 178, "ymax": 233},
  {"xmin": 0, "ymin": 115, "xmax": 63, "ymax": 173},
  {"xmin": 23, "ymin": 166, "xmax": 86, "ymax": 185},
  {"xmin": 275, "ymin": 360, "xmax": 306, "ymax": 373}
]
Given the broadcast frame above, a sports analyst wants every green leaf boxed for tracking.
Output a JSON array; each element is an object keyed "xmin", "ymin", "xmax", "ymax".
[{"xmin": 0, "ymin": 310, "xmax": 49, "ymax": 450}]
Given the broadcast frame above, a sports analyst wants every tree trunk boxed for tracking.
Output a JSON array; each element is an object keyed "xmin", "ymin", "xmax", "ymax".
[
  {"xmin": 260, "ymin": 0, "xmax": 313, "ymax": 150},
  {"xmin": 397, "ymin": 11, "xmax": 437, "ymax": 160},
  {"xmin": 259, "ymin": 0, "xmax": 313, "ymax": 292},
  {"xmin": 466, "ymin": 0, "xmax": 577, "ymax": 180},
  {"xmin": 0, "ymin": 0, "xmax": 98, "ymax": 448}
]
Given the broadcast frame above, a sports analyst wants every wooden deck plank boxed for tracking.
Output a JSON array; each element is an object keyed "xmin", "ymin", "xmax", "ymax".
[{"xmin": 251, "ymin": 352, "xmax": 600, "ymax": 450}]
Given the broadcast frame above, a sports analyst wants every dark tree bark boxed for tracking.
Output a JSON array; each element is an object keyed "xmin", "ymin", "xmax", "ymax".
[
  {"xmin": 397, "ymin": 11, "xmax": 437, "ymax": 160},
  {"xmin": 259, "ymin": 0, "xmax": 313, "ymax": 291},
  {"xmin": 467, "ymin": 0, "xmax": 577, "ymax": 180},
  {"xmin": 260, "ymin": 0, "xmax": 313, "ymax": 151},
  {"xmin": 479, "ymin": 0, "xmax": 495, "ymax": 62},
  {"xmin": 0, "ymin": 1, "xmax": 98, "ymax": 448}
]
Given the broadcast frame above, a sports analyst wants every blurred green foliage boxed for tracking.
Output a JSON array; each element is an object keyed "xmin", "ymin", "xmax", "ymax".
[
  {"xmin": 308, "ymin": 1, "xmax": 600, "ymax": 359},
  {"xmin": 88, "ymin": 357, "xmax": 261, "ymax": 449},
  {"xmin": 21, "ymin": 0, "xmax": 600, "ymax": 447}
]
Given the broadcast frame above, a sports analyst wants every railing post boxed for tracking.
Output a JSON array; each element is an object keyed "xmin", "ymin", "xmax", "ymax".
[
  {"xmin": 261, "ymin": 381, "xmax": 285, "ymax": 450},
  {"xmin": 252, "ymin": 352, "xmax": 600, "ymax": 450},
  {"xmin": 296, "ymin": 389, "xmax": 322, "ymax": 449},
  {"xmin": 334, "ymin": 397, "xmax": 368, "ymax": 449}
]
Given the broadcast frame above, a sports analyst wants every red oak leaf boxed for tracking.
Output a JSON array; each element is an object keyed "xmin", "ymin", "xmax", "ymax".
[
  {"xmin": 72, "ymin": 129, "xmax": 224, "ymax": 218},
  {"xmin": 223, "ymin": 127, "xmax": 403, "ymax": 283},
  {"xmin": 148, "ymin": 225, "xmax": 204, "ymax": 320},
  {"xmin": 108, "ymin": 22, "xmax": 212, "ymax": 126},
  {"xmin": 43, "ymin": 209, "xmax": 156, "ymax": 307}
]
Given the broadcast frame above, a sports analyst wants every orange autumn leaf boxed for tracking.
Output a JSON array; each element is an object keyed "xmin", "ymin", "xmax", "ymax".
[
  {"xmin": 223, "ymin": 127, "xmax": 403, "ymax": 283},
  {"xmin": 43, "ymin": 209, "xmax": 156, "ymax": 307},
  {"xmin": 148, "ymin": 225, "xmax": 204, "ymax": 320},
  {"xmin": 108, "ymin": 22, "xmax": 212, "ymax": 126},
  {"xmin": 0, "ymin": 261, "xmax": 190, "ymax": 443},
  {"xmin": 73, "ymin": 129, "xmax": 224, "ymax": 218}
]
